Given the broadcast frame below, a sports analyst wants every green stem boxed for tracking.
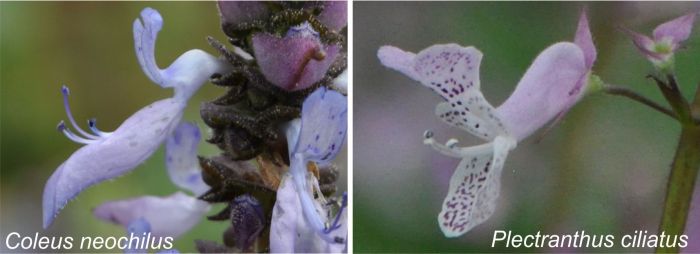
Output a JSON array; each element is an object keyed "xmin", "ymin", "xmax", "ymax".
[
  {"xmin": 603, "ymin": 84, "xmax": 678, "ymax": 120},
  {"xmin": 655, "ymin": 124, "xmax": 700, "ymax": 253}
]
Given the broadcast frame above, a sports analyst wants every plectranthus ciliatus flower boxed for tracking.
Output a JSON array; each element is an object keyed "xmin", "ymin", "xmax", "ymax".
[
  {"xmin": 196, "ymin": 1, "xmax": 348, "ymax": 253},
  {"xmin": 377, "ymin": 11, "xmax": 598, "ymax": 237},
  {"xmin": 622, "ymin": 12, "xmax": 697, "ymax": 71}
]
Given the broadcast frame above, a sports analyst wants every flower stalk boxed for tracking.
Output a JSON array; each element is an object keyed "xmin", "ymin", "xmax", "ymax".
[
  {"xmin": 650, "ymin": 74, "xmax": 700, "ymax": 253},
  {"xmin": 602, "ymin": 84, "xmax": 678, "ymax": 120},
  {"xmin": 656, "ymin": 124, "xmax": 700, "ymax": 253}
]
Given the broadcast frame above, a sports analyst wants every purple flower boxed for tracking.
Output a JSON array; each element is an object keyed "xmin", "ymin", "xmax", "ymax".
[
  {"xmin": 253, "ymin": 22, "xmax": 340, "ymax": 91},
  {"xmin": 43, "ymin": 7, "xmax": 228, "ymax": 229},
  {"xmin": 228, "ymin": 194, "xmax": 265, "ymax": 251},
  {"xmin": 377, "ymin": 11, "xmax": 596, "ymax": 237},
  {"xmin": 270, "ymin": 87, "xmax": 347, "ymax": 252},
  {"xmin": 93, "ymin": 122, "xmax": 210, "ymax": 239},
  {"xmin": 623, "ymin": 12, "xmax": 697, "ymax": 70}
]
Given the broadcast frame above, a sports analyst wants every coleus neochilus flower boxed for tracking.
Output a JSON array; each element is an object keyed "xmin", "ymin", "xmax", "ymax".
[
  {"xmin": 43, "ymin": 7, "xmax": 230, "ymax": 229},
  {"xmin": 622, "ymin": 12, "xmax": 697, "ymax": 71},
  {"xmin": 270, "ymin": 87, "xmax": 348, "ymax": 252},
  {"xmin": 377, "ymin": 11, "xmax": 598, "ymax": 237}
]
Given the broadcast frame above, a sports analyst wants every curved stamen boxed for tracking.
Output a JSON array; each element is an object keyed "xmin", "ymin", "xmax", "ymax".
[
  {"xmin": 423, "ymin": 130, "xmax": 494, "ymax": 158},
  {"xmin": 57, "ymin": 121, "xmax": 95, "ymax": 145},
  {"xmin": 324, "ymin": 192, "xmax": 347, "ymax": 234},
  {"xmin": 87, "ymin": 118, "xmax": 113, "ymax": 137},
  {"xmin": 61, "ymin": 86, "xmax": 100, "ymax": 140}
]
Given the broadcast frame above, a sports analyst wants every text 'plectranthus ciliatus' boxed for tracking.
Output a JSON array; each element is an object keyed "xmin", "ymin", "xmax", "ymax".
[
  {"xmin": 43, "ymin": 7, "xmax": 230, "ymax": 234},
  {"xmin": 378, "ymin": 11, "xmax": 598, "ymax": 237}
]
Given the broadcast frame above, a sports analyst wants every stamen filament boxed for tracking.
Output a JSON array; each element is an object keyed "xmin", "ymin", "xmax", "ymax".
[
  {"xmin": 88, "ymin": 119, "xmax": 113, "ymax": 137},
  {"xmin": 62, "ymin": 85, "xmax": 101, "ymax": 140},
  {"xmin": 57, "ymin": 121, "xmax": 95, "ymax": 145},
  {"xmin": 423, "ymin": 130, "xmax": 494, "ymax": 158},
  {"xmin": 324, "ymin": 192, "xmax": 347, "ymax": 234}
]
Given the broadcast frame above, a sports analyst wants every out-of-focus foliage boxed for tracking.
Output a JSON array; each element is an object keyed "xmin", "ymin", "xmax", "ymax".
[{"xmin": 354, "ymin": 2, "xmax": 699, "ymax": 252}]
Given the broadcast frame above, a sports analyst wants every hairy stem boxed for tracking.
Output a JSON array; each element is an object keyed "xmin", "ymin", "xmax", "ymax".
[
  {"xmin": 656, "ymin": 125, "xmax": 700, "ymax": 253},
  {"xmin": 603, "ymin": 84, "xmax": 678, "ymax": 120}
]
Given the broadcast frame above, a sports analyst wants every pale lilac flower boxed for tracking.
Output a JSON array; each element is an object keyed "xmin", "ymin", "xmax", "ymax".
[
  {"xmin": 93, "ymin": 122, "xmax": 210, "ymax": 239},
  {"xmin": 270, "ymin": 87, "xmax": 348, "ymax": 252},
  {"xmin": 377, "ymin": 12, "xmax": 596, "ymax": 237},
  {"xmin": 43, "ymin": 7, "xmax": 229, "ymax": 229},
  {"xmin": 623, "ymin": 12, "xmax": 697, "ymax": 70},
  {"xmin": 253, "ymin": 22, "xmax": 340, "ymax": 91}
]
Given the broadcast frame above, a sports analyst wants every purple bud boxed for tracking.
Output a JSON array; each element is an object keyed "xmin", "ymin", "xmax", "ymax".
[{"xmin": 229, "ymin": 194, "xmax": 265, "ymax": 251}]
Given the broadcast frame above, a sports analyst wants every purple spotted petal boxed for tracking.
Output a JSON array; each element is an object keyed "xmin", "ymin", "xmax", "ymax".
[
  {"xmin": 165, "ymin": 122, "xmax": 208, "ymax": 195},
  {"xmin": 653, "ymin": 12, "xmax": 697, "ymax": 48},
  {"xmin": 574, "ymin": 10, "xmax": 597, "ymax": 69},
  {"xmin": 134, "ymin": 8, "xmax": 230, "ymax": 101},
  {"xmin": 229, "ymin": 195, "xmax": 265, "ymax": 251},
  {"xmin": 270, "ymin": 176, "xmax": 345, "ymax": 253},
  {"xmin": 252, "ymin": 33, "xmax": 339, "ymax": 91},
  {"xmin": 294, "ymin": 87, "xmax": 347, "ymax": 163},
  {"xmin": 316, "ymin": 1, "xmax": 347, "ymax": 31},
  {"xmin": 217, "ymin": 1, "xmax": 268, "ymax": 28},
  {"xmin": 43, "ymin": 98, "xmax": 186, "ymax": 228},
  {"xmin": 496, "ymin": 42, "xmax": 588, "ymax": 140},
  {"xmin": 93, "ymin": 192, "xmax": 210, "ymax": 238}
]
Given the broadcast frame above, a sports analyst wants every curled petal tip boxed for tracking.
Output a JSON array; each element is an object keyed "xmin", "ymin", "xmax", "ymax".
[{"xmin": 61, "ymin": 85, "xmax": 69, "ymax": 95}]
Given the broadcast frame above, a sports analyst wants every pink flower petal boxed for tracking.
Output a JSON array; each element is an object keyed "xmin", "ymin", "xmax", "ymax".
[
  {"xmin": 496, "ymin": 42, "xmax": 588, "ymax": 141},
  {"xmin": 653, "ymin": 12, "xmax": 697, "ymax": 48},
  {"xmin": 574, "ymin": 10, "xmax": 597, "ymax": 69},
  {"xmin": 253, "ymin": 33, "xmax": 339, "ymax": 91}
]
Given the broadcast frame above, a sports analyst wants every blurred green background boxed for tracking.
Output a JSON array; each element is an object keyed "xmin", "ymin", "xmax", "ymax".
[
  {"xmin": 1, "ymin": 2, "xmax": 347, "ymax": 253},
  {"xmin": 354, "ymin": 2, "xmax": 700, "ymax": 253}
]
